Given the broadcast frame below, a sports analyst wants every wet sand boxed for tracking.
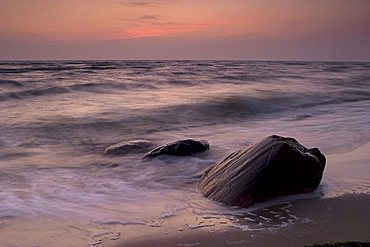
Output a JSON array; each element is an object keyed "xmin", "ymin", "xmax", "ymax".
[
  {"xmin": 2, "ymin": 194, "xmax": 369, "ymax": 247},
  {"xmin": 109, "ymin": 194, "xmax": 370, "ymax": 247}
]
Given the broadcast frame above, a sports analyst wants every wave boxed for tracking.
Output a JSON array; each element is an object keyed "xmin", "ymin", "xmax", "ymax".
[
  {"xmin": 0, "ymin": 86, "xmax": 70, "ymax": 101},
  {"xmin": 1, "ymin": 60, "xmax": 370, "ymax": 134},
  {"xmin": 0, "ymin": 81, "xmax": 158, "ymax": 101},
  {"xmin": 7, "ymin": 87, "xmax": 370, "ymax": 142},
  {"xmin": 0, "ymin": 61, "xmax": 165, "ymax": 74},
  {"xmin": 0, "ymin": 79, "xmax": 24, "ymax": 87},
  {"xmin": 158, "ymin": 89, "xmax": 370, "ymax": 121},
  {"xmin": 0, "ymin": 65, "xmax": 118, "ymax": 74},
  {"xmin": 0, "ymin": 66, "xmax": 74, "ymax": 74}
]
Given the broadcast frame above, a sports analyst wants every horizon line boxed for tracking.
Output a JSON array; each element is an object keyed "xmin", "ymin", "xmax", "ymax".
[{"xmin": 1, "ymin": 59, "xmax": 369, "ymax": 63}]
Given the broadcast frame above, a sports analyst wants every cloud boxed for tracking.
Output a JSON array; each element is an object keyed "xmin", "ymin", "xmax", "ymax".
[
  {"xmin": 118, "ymin": 15, "xmax": 164, "ymax": 25},
  {"xmin": 119, "ymin": 0, "xmax": 175, "ymax": 7},
  {"xmin": 120, "ymin": 1, "xmax": 153, "ymax": 7},
  {"xmin": 140, "ymin": 15, "xmax": 162, "ymax": 20}
]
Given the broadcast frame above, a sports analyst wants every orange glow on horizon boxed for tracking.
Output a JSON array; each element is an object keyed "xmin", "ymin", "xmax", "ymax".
[
  {"xmin": 1, "ymin": 0, "xmax": 369, "ymax": 60},
  {"xmin": 3, "ymin": 0, "xmax": 368, "ymax": 42}
]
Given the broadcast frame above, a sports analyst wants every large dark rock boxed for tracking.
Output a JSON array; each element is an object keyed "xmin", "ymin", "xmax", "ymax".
[
  {"xmin": 144, "ymin": 139, "xmax": 210, "ymax": 158},
  {"xmin": 104, "ymin": 140, "xmax": 153, "ymax": 155},
  {"xmin": 198, "ymin": 135, "xmax": 326, "ymax": 208}
]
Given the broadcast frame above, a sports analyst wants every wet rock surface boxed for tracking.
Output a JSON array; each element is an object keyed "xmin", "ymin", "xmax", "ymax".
[
  {"xmin": 198, "ymin": 135, "xmax": 326, "ymax": 208},
  {"xmin": 104, "ymin": 140, "xmax": 153, "ymax": 155},
  {"xmin": 144, "ymin": 139, "xmax": 210, "ymax": 158}
]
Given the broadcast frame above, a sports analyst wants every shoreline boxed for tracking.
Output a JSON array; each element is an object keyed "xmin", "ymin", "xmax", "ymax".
[
  {"xmin": 1, "ymin": 143, "xmax": 369, "ymax": 247},
  {"xmin": 106, "ymin": 142, "xmax": 370, "ymax": 247},
  {"xmin": 109, "ymin": 194, "xmax": 370, "ymax": 247}
]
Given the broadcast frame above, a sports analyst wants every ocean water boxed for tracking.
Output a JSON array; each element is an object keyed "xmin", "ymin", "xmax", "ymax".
[{"xmin": 0, "ymin": 60, "xmax": 370, "ymax": 228}]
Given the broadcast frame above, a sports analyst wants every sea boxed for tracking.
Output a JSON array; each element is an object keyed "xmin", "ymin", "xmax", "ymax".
[{"xmin": 1, "ymin": 61, "xmax": 370, "ymax": 234}]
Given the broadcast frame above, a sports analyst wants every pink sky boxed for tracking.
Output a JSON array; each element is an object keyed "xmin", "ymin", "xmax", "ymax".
[{"xmin": 0, "ymin": 0, "xmax": 369, "ymax": 60}]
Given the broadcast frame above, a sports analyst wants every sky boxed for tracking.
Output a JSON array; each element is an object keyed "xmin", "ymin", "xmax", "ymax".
[{"xmin": 0, "ymin": 0, "xmax": 369, "ymax": 60}]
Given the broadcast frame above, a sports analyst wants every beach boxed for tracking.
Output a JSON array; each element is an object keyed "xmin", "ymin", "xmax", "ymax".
[{"xmin": 0, "ymin": 143, "xmax": 369, "ymax": 247}]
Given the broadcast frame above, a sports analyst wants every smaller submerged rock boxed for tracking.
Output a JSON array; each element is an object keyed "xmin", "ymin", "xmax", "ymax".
[
  {"xmin": 144, "ymin": 139, "xmax": 210, "ymax": 158},
  {"xmin": 104, "ymin": 140, "xmax": 153, "ymax": 155}
]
